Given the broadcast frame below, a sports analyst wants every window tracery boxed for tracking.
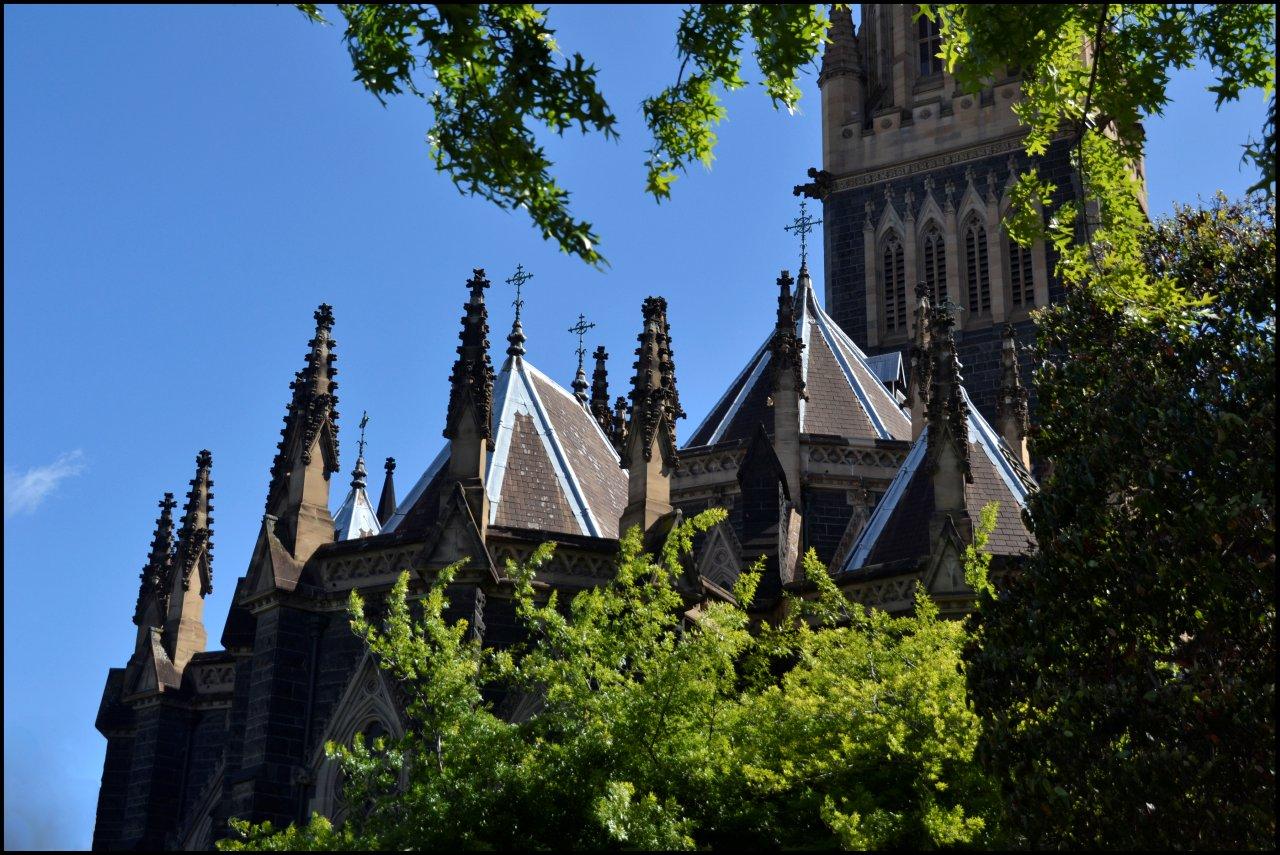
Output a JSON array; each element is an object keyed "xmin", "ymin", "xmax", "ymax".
[
  {"xmin": 964, "ymin": 214, "xmax": 991, "ymax": 315},
  {"xmin": 1008, "ymin": 236, "xmax": 1035, "ymax": 309},
  {"xmin": 920, "ymin": 223, "xmax": 946, "ymax": 305},
  {"xmin": 881, "ymin": 233, "xmax": 907, "ymax": 334}
]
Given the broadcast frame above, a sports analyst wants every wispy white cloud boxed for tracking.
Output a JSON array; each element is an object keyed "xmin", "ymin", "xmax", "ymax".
[{"xmin": 4, "ymin": 450, "xmax": 86, "ymax": 519}]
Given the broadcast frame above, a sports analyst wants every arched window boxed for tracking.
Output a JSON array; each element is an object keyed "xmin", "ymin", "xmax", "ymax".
[
  {"xmin": 1008, "ymin": 236, "xmax": 1035, "ymax": 308},
  {"xmin": 920, "ymin": 224, "xmax": 946, "ymax": 304},
  {"xmin": 964, "ymin": 214, "xmax": 991, "ymax": 315},
  {"xmin": 881, "ymin": 234, "xmax": 907, "ymax": 333},
  {"xmin": 917, "ymin": 14, "xmax": 943, "ymax": 77}
]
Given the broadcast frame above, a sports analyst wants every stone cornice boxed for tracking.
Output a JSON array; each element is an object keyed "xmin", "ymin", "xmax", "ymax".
[{"xmin": 828, "ymin": 132, "xmax": 1029, "ymax": 194}]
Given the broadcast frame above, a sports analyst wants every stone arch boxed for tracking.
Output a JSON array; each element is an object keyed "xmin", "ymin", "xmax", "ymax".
[
  {"xmin": 962, "ymin": 211, "xmax": 991, "ymax": 316},
  {"xmin": 879, "ymin": 230, "xmax": 908, "ymax": 335},
  {"xmin": 917, "ymin": 219, "xmax": 947, "ymax": 304}
]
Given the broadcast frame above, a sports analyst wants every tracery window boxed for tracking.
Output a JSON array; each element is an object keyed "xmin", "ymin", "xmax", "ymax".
[
  {"xmin": 964, "ymin": 214, "xmax": 991, "ymax": 315},
  {"xmin": 920, "ymin": 224, "xmax": 946, "ymax": 304},
  {"xmin": 1008, "ymin": 236, "xmax": 1035, "ymax": 308},
  {"xmin": 917, "ymin": 14, "xmax": 943, "ymax": 77},
  {"xmin": 881, "ymin": 233, "xmax": 907, "ymax": 333}
]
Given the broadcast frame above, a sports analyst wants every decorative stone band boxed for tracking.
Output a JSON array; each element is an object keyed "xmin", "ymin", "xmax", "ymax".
[{"xmin": 829, "ymin": 132, "xmax": 1038, "ymax": 194}]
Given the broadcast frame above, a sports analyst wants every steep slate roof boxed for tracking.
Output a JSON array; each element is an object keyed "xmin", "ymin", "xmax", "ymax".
[
  {"xmin": 839, "ymin": 389, "xmax": 1036, "ymax": 572},
  {"xmin": 382, "ymin": 355, "xmax": 627, "ymax": 539},
  {"xmin": 685, "ymin": 270, "xmax": 912, "ymax": 447}
]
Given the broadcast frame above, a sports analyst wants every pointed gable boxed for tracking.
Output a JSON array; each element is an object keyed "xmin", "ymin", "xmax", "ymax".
[{"xmin": 685, "ymin": 272, "xmax": 912, "ymax": 448}]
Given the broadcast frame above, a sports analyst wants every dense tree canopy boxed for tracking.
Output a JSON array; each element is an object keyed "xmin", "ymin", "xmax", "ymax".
[
  {"xmin": 964, "ymin": 195, "xmax": 1276, "ymax": 848},
  {"xmin": 221, "ymin": 511, "xmax": 1003, "ymax": 850}
]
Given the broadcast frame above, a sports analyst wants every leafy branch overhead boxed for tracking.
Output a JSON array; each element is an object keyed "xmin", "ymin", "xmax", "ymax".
[{"xmin": 297, "ymin": 3, "xmax": 830, "ymax": 265}]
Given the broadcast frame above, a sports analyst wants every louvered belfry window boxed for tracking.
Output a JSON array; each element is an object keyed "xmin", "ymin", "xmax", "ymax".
[
  {"xmin": 882, "ymin": 234, "xmax": 907, "ymax": 332},
  {"xmin": 965, "ymin": 215, "xmax": 991, "ymax": 314},
  {"xmin": 921, "ymin": 224, "xmax": 946, "ymax": 304},
  {"xmin": 1009, "ymin": 237, "xmax": 1035, "ymax": 307}
]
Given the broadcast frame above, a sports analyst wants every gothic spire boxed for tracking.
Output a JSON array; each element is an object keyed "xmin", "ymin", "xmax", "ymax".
[
  {"xmin": 590, "ymin": 345, "xmax": 612, "ymax": 434},
  {"xmin": 164, "ymin": 450, "xmax": 212, "ymax": 672},
  {"xmin": 769, "ymin": 269, "xmax": 807, "ymax": 500},
  {"xmin": 333, "ymin": 413, "xmax": 381, "ymax": 541},
  {"xmin": 621, "ymin": 296, "xmax": 684, "ymax": 469},
  {"xmin": 446, "ymin": 269, "xmax": 496, "ymax": 441},
  {"xmin": 266, "ymin": 304, "xmax": 341, "ymax": 516},
  {"xmin": 377, "ymin": 457, "xmax": 397, "ymax": 525},
  {"xmin": 133, "ymin": 493, "xmax": 177, "ymax": 628},
  {"xmin": 996, "ymin": 324, "xmax": 1031, "ymax": 470},
  {"xmin": 619, "ymin": 297, "xmax": 684, "ymax": 535}
]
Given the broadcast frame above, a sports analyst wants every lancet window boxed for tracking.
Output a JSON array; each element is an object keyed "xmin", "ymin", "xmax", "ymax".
[
  {"xmin": 882, "ymin": 234, "xmax": 907, "ymax": 333},
  {"xmin": 1008, "ymin": 236, "xmax": 1035, "ymax": 308},
  {"xmin": 920, "ymin": 224, "xmax": 946, "ymax": 304},
  {"xmin": 964, "ymin": 214, "xmax": 991, "ymax": 315},
  {"xmin": 917, "ymin": 14, "xmax": 943, "ymax": 77}
]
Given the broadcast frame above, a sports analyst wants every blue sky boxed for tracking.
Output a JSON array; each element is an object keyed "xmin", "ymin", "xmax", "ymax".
[{"xmin": 3, "ymin": 5, "xmax": 1270, "ymax": 850}]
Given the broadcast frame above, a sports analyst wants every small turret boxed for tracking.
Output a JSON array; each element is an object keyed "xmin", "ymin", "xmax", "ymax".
[
  {"xmin": 619, "ymin": 297, "xmax": 684, "ymax": 535},
  {"xmin": 377, "ymin": 457, "xmax": 397, "ymax": 525},
  {"xmin": 907, "ymin": 283, "xmax": 933, "ymax": 439},
  {"xmin": 165, "ymin": 450, "xmax": 213, "ymax": 672},
  {"xmin": 265, "ymin": 304, "xmax": 341, "ymax": 561},
  {"xmin": 996, "ymin": 324, "xmax": 1031, "ymax": 470},
  {"xmin": 444, "ymin": 270, "xmax": 495, "ymax": 533}
]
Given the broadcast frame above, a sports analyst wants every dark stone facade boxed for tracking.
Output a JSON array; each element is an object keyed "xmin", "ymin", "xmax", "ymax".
[{"xmin": 823, "ymin": 136, "xmax": 1078, "ymax": 424}]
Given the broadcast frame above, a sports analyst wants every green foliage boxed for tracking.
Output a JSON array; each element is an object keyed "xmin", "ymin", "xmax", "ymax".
[
  {"xmin": 964, "ymin": 195, "xmax": 1276, "ymax": 848},
  {"xmin": 923, "ymin": 3, "xmax": 1275, "ymax": 317},
  {"xmin": 221, "ymin": 511, "xmax": 999, "ymax": 850},
  {"xmin": 297, "ymin": 4, "xmax": 829, "ymax": 264}
]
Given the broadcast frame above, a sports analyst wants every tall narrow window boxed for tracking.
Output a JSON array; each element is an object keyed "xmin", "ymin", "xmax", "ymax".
[
  {"xmin": 917, "ymin": 15, "xmax": 943, "ymax": 77},
  {"xmin": 1009, "ymin": 237, "xmax": 1035, "ymax": 308},
  {"xmin": 921, "ymin": 224, "xmax": 946, "ymax": 304},
  {"xmin": 964, "ymin": 214, "xmax": 991, "ymax": 315},
  {"xmin": 882, "ymin": 234, "xmax": 906, "ymax": 333}
]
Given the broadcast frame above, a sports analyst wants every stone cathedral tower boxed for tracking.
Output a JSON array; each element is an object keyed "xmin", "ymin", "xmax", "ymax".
[{"xmin": 803, "ymin": 4, "xmax": 1096, "ymax": 422}]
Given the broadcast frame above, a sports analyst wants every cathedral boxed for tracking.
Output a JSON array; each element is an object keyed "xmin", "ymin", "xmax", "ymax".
[{"xmin": 93, "ymin": 6, "xmax": 1094, "ymax": 849}]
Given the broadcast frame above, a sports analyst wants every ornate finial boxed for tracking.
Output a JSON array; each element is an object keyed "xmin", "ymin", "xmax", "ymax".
[
  {"xmin": 923, "ymin": 176, "xmax": 935, "ymax": 194},
  {"xmin": 944, "ymin": 179, "xmax": 956, "ymax": 212},
  {"xmin": 784, "ymin": 198, "xmax": 824, "ymax": 268},
  {"xmin": 964, "ymin": 165, "xmax": 975, "ymax": 186},
  {"xmin": 384, "ymin": 456, "xmax": 395, "ymax": 474},
  {"xmin": 590, "ymin": 345, "xmax": 612, "ymax": 432},
  {"xmin": 997, "ymin": 324, "xmax": 1030, "ymax": 434},
  {"xmin": 568, "ymin": 313, "xmax": 596, "ymax": 403},
  {"xmin": 356, "ymin": 411, "xmax": 369, "ymax": 460},
  {"xmin": 349, "ymin": 411, "xmax": 370, "ymax": 489},
  {"xmin": 505, "ymin": 264, "xmax": 531, "ymax": 357},
  {"xmin": 622, "ymin": 297, "xmax": 684, "ymax": 468}
]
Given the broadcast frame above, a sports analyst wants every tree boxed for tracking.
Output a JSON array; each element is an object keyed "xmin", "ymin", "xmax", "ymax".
[
  {"xmin": 296, "ymin": 3, "xmax": 1275, "ymax": 285},
  {"xmin": 220, "ymin": 510, "xmax": 1002, "ymax": 850},
  {"xmin": 963, "ymin": 194, "xmax": 1276, "ymax": 848}
]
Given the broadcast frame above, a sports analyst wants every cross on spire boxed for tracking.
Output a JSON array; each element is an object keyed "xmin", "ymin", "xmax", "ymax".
[
  {"xmin": 784, "ymin": 198, "xmax": 823, "ymax": 267},
  {"xmin": 506, "ymin": 263, "xmax": 533, "ymax": 324},
  {"xmin": 356, "ymin": 410, "xmax": 369, "ymax": 458},
  {"xmin": 568, "ymin": 313, "xmax": 596, "ymax": 371}
]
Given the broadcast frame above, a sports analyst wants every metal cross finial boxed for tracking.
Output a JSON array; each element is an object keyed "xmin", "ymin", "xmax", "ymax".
[
  {"xmin": 357, "ymin": 410, "xmax": 369, "ymax": 459},
  {"xmin": 568, "ymin": 313, "xmax": 597, "ymax": 371},
  {"xmin": 506, "ymin": 263, "xmax": 534, "ymax": 324},
  {"xmin": 784, "ymin": 198, "xmax": 823, "ymax": 267}
]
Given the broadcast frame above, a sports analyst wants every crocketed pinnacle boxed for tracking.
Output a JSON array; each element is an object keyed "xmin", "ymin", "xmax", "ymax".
[
  {"xmin": 997, "ymin": 324, "xmax": 1029, "ymax": 434},
  {"xmin": 769, "ymin": 269, "xmax": 807, "ymax": 397},
  {"xmin": 133, "ymin": 493, "xmax": 177, "ymax": 627},
  {"xmin": 266, "ymin": 304, "xmax": 340, "ymax": 513},
  {"xmin": 622, "ymin": 296, "xmax": 684, "ymax": 467},
  {"xmin": 925, "ymin": 305, "xmax": 971, "ymax": 479},
  {"xmin": 446, "ymin": 269, "xmax": 496, "ymax": 441},
  {"xmin": 820, "ymin": 5, "xmax": 861, "ymax": 85},
  {"xmin": 907, "ymin": 282, "xmax": 933, "ymax": 410},
  {"xmin": 175, "ymin": 450, "xmax": 214, "ymax": 596},
  {"xmin": 590, "ymin": 346, "xmax": 612, "ymax": 431}
]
